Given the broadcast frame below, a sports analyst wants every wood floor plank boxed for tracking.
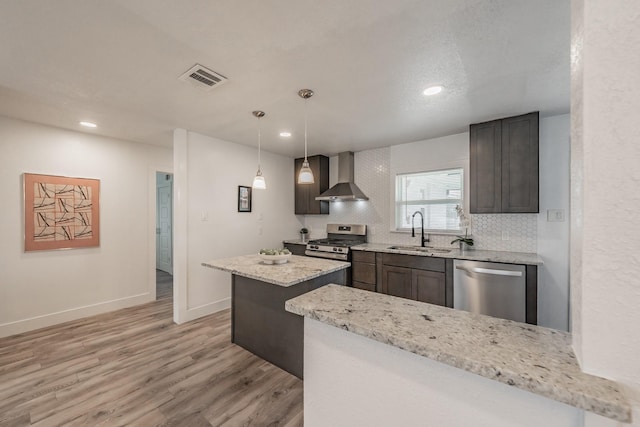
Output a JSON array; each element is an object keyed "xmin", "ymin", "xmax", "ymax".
[
  {"xmin": 0, "ymin": 413, "xmax": 31, "ymax": 427},
  {"xmin": 0, "ymin": 373, "xmax": 78, "ymax": 417},
  {"xmin": 63, "ymin": 390, "xmax": 175, "ymax": 427},
  {"xmin": 0, "ymin": 350, "xmax": 34, "ymax": 368},
  {"xmin": 0, "ymin": 273, "xmax": 303, "ymax": 426},
  {"xmin": 205, "ymin": 366, "xmax": 302, "ymax": 426}
]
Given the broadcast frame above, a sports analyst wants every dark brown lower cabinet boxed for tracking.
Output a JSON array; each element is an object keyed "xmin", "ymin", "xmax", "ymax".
[
  {"xmin": 381, "ymin": 265, "xmax": 446, "ymax": 306},
  {"xmin": 351, "ymin": 251, "xmax": 454, "ymax": 308},
  {"xmin": 380, "ymin": 253, "xmax": 447, "ymax": 307},
  {"xmin": 352, "ymin": 281, "xmax": 376, "ymax": 292},
  {"xmin": 352, "ymin": 251, "xmax": 377, "ymax": 292},
  {"xmin": 413, "ymin": 269, "xmax": 446, "ymax": 306},
  {"xmin": 381, "ymin": 265, "xmax": 413, "ymax": 299}
]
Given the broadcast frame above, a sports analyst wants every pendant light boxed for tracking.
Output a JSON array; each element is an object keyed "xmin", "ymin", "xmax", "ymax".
[
  {"xmin": 297, "ymin": 89, "xmax": 315, "ymax": 184},
  {"xmin": 252, "ymin": 110, "xmax": 267, "ymax": 190}
]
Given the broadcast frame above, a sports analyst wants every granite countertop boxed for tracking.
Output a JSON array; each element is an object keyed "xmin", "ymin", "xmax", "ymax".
[
  {"xmin": 285, "ymin": 285, "xmax": 630, "ymax": 422},
  {"xmin": 202, "ymin": 254, "xmax": 349, "ymax": 287},
  {"xmin": 352, "ymin": 242, "xmax": 543, "ymax": 265},
  {"xmin": 283, "ymin": 239, "xmax": 308, "ymax": 245}
]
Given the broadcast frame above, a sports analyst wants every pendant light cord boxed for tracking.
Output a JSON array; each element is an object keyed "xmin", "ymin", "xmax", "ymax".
[
  {"xmin": 258, "ymin": 118, "xmax": 262, "ymax": 171},
  {"xmin": 304, "ymin": 98, "xmax": 308, "ymax": 161}
]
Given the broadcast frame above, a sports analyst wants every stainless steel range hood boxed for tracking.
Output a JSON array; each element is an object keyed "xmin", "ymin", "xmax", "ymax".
[{"xmin": 316, "ymin": 152, "xmax": 369, "ymax": 201}]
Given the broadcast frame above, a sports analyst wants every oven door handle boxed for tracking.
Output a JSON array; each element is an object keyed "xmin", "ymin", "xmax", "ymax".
[{"xmin": 305, "ymin": 250, "xmax": 348, "ymax": 261}]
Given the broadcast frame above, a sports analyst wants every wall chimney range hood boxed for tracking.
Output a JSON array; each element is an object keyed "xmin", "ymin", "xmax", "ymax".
[{"xmin": 316, "ymin": 152, "xmax": 369, "ymax": 201}]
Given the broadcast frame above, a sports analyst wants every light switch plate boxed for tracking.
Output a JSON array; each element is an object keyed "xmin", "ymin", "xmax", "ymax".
[{"xmin": 547, "ymin": 209, "xmax": 565, "ymax": 222}]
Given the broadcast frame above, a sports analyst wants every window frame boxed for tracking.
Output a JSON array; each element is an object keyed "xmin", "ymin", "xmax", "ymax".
[{"xmin": 392, "ymin": 167, "xmax": 465, "ymax": 235}]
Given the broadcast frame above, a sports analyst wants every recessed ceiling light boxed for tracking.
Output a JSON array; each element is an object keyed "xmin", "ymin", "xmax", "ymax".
[
  {"xmin": 80, "ymin": 121, "xmax": 97, "ymax": 128},
  {"xmin": 280, "ymin": 131, "xmax": 292, "ymax": 137},
  {"xmin": 423, "ymin": 86, "xmax": 443, "ymax": 96}
]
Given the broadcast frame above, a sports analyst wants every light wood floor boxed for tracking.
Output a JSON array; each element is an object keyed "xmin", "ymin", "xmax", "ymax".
[{"xmin": 0, "ymin": 271, "xmax": 303, "ymax": 426}]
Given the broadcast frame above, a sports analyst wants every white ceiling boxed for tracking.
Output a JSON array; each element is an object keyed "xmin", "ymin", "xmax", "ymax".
[{"xmin": 0, "ymin": 0, "xmax": 569, "ymax": 158}]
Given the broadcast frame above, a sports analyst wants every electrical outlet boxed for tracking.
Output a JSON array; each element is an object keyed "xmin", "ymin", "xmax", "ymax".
[
  {"xmin": 502, "ymin": 231, "xmax": 509, "ymax": 241},
  {"xmin": 547, "ymin": 209, "xmax": 565, "ymax": 222},
  {"xmin": 201, "ymin": 211, "xmax": 208, "ymax": 221}
]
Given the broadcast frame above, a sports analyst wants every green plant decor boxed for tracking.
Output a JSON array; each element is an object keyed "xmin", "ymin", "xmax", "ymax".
[{"xmin": 451, "ymin": 231, "xmax": 474, "ymax": 247}]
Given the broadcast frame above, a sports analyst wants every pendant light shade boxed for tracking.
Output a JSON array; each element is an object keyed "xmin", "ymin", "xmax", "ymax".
[
  {"xmin": 298, "ymin": 160, "xmax": 314, "ymax": 184},
  {"xmin": 252, "ymin": 110, "xmax": 267, "ymax": 190},
  {"xmin": 252, "ymin": 170, "xmax": 266, "ymax": 189},
  {"xmin": 297, "ymin": 89, "xmax": 315, "ymax": 184}
]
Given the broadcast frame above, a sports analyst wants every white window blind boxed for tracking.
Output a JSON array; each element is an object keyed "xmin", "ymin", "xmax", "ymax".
[{"xmin": 395, "ymin": 168, "xmax": 463, "ymax": 232}]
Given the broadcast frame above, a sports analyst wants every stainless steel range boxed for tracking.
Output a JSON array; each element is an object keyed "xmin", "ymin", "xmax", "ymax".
[{"xmin": 305, "ymin": 224, "xmax": 367, "ymax": 261}]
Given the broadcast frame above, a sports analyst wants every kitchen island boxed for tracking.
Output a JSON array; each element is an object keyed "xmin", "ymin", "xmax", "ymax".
[
  {"xmin": 202, "ymin": 254, "xmax": 349, "ymax": 379},
  {"xmin": 286, "ymin": 285, "xmax": 630, "ymax": 425}
]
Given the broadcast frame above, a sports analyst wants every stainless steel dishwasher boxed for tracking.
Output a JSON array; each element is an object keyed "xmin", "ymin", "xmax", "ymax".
[{"xmin": 453, "ymin": 259, "xmax": 526, "ymax": 322}]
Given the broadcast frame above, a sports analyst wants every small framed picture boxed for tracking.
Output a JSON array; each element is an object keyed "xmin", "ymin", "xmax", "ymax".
[{"xmin": 238, "ymin": 185, "xmax": 252, "ymax": 212}]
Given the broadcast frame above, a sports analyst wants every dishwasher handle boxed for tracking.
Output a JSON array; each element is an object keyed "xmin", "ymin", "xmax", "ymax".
[{"xmin": 455, "ymin": 265, "xmax": 523, "ymax": 277}]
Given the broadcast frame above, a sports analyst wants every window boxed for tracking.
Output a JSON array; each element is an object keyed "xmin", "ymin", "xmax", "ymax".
[{"xmin": 395, "ymin": 168, "xmax": 463, "ymax": 232}]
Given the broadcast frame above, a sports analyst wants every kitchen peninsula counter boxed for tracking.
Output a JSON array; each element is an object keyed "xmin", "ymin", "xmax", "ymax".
[
  {"xmin": 203, "ymin": 254, "xmax": 349, "ymax": 379},
  {"xmin": 286, "ymin": 285, "xmax": 630, "ymax": 423}
]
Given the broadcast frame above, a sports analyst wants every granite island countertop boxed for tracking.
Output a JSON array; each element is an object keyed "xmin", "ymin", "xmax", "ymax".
[
  {"xmin": 202, "ymin": 254, "xmax": 349, "ymax": 287},
  {"xmin": 352, "ymin": 242, "xmax": 543, "ymax": 265},
  {"xmin": 285, "ymin": 284, "xmax": 630, "ymax": 422}
]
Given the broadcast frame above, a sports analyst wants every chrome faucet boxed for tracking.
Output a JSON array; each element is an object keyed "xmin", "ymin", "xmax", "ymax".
[{"xmin": 411, "ymin": 211, "xmax": 430, "ymax": 247}]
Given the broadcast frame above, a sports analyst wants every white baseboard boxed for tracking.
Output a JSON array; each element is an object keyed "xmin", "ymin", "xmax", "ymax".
[
  {"xmin": 0, "ymin": 293, "xmax": 153, "ymax": 338},
  {"xmin": 175, "ymin": 297, "xmax": 231, "ymax": 324}
]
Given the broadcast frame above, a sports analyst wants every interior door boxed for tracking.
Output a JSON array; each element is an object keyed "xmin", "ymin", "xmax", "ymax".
[{"xmin": 156, "ymin": 182, "xmax": 173, "ymax": 274}]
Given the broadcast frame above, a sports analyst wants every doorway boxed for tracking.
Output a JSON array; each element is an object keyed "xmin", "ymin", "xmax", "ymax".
[{"xmin": 156, "ymin": 172, "xmax": 173, "ymax": 300}]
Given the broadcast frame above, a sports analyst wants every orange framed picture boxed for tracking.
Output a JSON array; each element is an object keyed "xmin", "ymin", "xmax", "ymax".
[{"xmin": 24, "ymin": 173, "xmax": 100, "ymax": 251}]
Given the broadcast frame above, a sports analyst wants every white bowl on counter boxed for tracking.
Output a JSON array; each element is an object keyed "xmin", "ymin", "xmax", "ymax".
[{"xmin": 259, "ymin": 253, "xmax": 292, "ymax": 265}]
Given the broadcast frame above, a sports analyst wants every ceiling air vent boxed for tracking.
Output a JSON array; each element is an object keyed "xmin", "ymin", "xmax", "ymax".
[{"xmin": 179, "ymin": 64, "xmax": 228, "ymax": 91}]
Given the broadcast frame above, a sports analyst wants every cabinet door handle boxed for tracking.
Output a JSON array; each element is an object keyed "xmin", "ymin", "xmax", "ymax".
[{"xmin": 455, "ymin": 265, "xmax": 522, "ymax": 277}]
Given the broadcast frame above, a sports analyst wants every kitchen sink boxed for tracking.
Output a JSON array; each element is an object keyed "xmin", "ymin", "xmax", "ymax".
[{"xmin": 387, "ymin": 245, "xmax": 452, "ymax": 254}]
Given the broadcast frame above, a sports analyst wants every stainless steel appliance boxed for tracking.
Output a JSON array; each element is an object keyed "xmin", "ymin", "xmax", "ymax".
[
  {"xmin": 453, "ymin": 259, "xmax": 526, "ymax": 322},
  {"xmin": 305, "ymin": 224, "xmax": 367, "ymax": 261},
  {"xmin": 315, "ymin": 152, "xmax": 369, "ymax": 201}
]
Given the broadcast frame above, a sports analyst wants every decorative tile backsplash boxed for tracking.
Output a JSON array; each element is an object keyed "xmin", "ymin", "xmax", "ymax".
[
  {"xmin": 470, "ymin": 214, "xmax": 537, "ymax": 252},
  {"xmin": 302, "ymin": 147, "xmax": 537, "ymax": 253}
]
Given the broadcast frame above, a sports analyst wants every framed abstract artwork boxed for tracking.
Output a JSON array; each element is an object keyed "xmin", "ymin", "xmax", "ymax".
[
  {"xmin": 23, "ymin": 173, "xmax": 100, "ymax": 251},
  {"xmin": 238, "ymin": 185, "xmax": 252, "ymax": 212}
]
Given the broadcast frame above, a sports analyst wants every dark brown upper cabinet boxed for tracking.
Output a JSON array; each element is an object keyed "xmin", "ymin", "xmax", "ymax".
[
  {"xmin": 470, "ymin": 112, "xmax": 539, "ymax": 213},
  {"xmin": 294, "ymin": 155, "xmax": 329, "ymax": 215}
]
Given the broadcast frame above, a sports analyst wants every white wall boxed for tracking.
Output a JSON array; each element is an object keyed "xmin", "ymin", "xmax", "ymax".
[
  {"xmin": 571, "ymin": 0, "xmax": 640, "ymax": 425},
  {"xmin": 538, "ymin": 114, "xmax": 571, "ymax": 332},
  {"xmin": 0, "ymin": 116, "xmax": 172, "ymax": 337},
  {"xmin": 172, "ymin": 129, "xmax": 302, "ymax": 323},
  {"xmin": 305, "ymin": 116, "xmax": 571, "ymax": 330},
  {"xmin": 304, "ymin": 318, "xmax": 583, "ymax": 427}
]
